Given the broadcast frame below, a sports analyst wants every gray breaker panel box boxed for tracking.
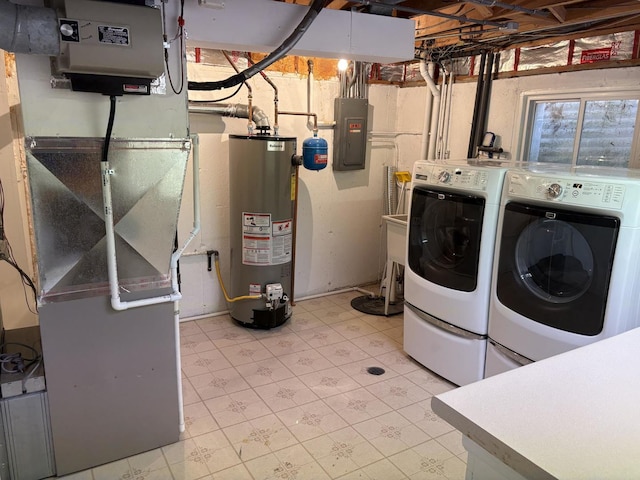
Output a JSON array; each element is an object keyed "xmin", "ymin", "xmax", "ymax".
[{"xmin": 333, "ymin": 98, "xmax": 368, "ymax": 171}]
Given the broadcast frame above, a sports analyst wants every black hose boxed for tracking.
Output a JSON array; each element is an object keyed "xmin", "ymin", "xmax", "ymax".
[
  {"xmin": 187, "ymin": 0, "xmax": 326, "ymax": 91},
  {"xmin": 102, "ymin": 95, "xmax": 117, "ymax": 163}
]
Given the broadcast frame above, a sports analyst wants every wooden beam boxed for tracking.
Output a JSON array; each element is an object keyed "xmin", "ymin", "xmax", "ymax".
[
  {"xmin": 326, "ymin": 0, "xmax": 351, "ymax": 9},
  {"xmin": 548, "ymin": 5, "xmax": 567, "ymax": 22}
]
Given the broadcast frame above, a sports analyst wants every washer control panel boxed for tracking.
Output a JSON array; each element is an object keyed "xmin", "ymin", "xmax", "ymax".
[
  {"xmin": 413, "ymin": 163, "xmax": 488, "ymax": 191},
  {"xmin": 507, "ymin": 172, "xmax": 625, "ymax": 209}
]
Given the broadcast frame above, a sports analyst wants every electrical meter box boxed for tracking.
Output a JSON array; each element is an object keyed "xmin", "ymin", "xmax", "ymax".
[
  {"xmin": 53, "ymin": 0, "xmax": 165, "ymax": 95},
  {"xmin": 333, "ymin": 98, "xmax": 368, "ymax": 171}
]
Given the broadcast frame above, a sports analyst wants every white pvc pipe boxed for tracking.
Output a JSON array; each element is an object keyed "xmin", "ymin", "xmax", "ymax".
[
  {"xmin": 174, "ymin": 134, "xmax": 201, "ymax": 433},
  {"xmin": 101, "ymin": 136, "xmax": 201, "ymax": 433},
  {"xmin": 437, "ymin": 74, "xmax": 447, "ymax": 160},
  {"xmin": 102, "ymin": 163, "xmax": 183, "ymax": 311},
  {"xmin": 419, "ymin": 59, "xmax": 441, "ymax": 160}
]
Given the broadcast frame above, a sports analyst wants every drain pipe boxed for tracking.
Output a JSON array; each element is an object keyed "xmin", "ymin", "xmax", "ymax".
[
  {"xmin": 102, "ymin": 137, "xmax": 197, "ymax": 311},
  {"xmin": 188, "ymin": 103, "xmax": 270, "ymax": 129},
  {"xmin": 0, "ymin": 0, "xmax": 60, "ymax": 55},
  {"xmin": 419, "ymin": 56, "xmax": 441, "ymax": 161},
  {"xmin": 173, "ymin": 134, "xmax": 201, "ymax": 433}
]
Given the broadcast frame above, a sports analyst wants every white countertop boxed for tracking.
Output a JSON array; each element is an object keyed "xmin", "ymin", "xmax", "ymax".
[{"xmin": 432, "ymin": 328, "xmax": 640, "ymax": 480}]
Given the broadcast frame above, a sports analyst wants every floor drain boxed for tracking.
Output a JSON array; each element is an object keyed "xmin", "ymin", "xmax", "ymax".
[{"xmin": 367, "ymin": 366, "xmax": 386, "ymax": 376}]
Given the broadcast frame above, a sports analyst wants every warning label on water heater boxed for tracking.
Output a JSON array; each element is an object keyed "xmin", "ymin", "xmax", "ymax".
[{"xmin": 242, "ymin": 212, "xmax": 292, "ymax": 265}]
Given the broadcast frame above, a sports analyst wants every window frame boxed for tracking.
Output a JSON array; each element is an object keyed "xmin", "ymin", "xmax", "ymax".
[{"xmin": 516, "ymin": 87, "xmax": 640, "ymax": 169}]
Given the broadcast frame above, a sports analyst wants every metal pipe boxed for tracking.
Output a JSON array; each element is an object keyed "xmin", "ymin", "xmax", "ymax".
[
  {"xmin": 467, "ymin": 51, "xmax": 487, "ymax": 158},
  {"xmin": 0, "ymin": 0, "xmax": 59, "ymax": 54},
  {"xmin": 222, "ymin": 51, "xmax": 253, "ymax": 134},
  {"xmin": 356, "ymin": 0, "xmax": 516, "ymax": 30},
  {"xmin": 245, "ymin": 53, "xmax": 279, "ymax": 135},
  {"xmin": 442, "ymin": 69, "xmax": 454, "ymax": 160},
  {"xmin": 437, "ymin": 70, "xmax": 447, "ymax": 160},
  {"xmin": 475, "ymin": 51, "xmax": 495, "ymax": 154},
  {"xmin": 279, "ymin": 111, "xmax": 318, "ymax": 134},
  {"xmin": 188, "ymin": 103, "xmax": 270, "ymax": 128}
]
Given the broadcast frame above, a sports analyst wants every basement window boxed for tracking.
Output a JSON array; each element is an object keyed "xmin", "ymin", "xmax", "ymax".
[{"xmin": 519, "ymin": 89, "xmax": 640, "ymax": 168}]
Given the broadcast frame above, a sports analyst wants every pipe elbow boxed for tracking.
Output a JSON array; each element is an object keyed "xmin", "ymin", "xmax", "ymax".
[{"xmin": 251, "ymin": 106, "xmax": 270, "ymax": 128}]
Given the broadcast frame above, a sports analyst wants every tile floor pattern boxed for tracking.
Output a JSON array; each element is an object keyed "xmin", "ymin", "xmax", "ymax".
[{"xmin": 59, "ymin": 290, "xmax": 465, "ymax": 480}]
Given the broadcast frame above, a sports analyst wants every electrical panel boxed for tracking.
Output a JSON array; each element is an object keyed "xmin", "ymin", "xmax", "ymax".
[
  {"xmin": 53, "ymin": 0, "xmax": 165, "ymax": 95},
  {"xmin": 333, "ymin": 98, "xmax": 368, "ymax": 171}
]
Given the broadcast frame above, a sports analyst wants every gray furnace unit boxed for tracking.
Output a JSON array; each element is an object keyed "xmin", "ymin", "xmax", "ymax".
[{"xmin": 26, "ymin": 137, "xmax": 189, "ymax": 475}]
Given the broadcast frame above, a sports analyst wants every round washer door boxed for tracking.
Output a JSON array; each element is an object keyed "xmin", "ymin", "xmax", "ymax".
[
  {"xmin": 408, "ymin": 187, "xmax": 485, "ymax": 292},
  {"xmin": 496, "ymin": 202, "xmax": 619, "ymax": 336}
]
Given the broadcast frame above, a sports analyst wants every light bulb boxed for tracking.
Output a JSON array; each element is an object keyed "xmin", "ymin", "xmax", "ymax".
[{"xmin": 337, "ymin": 59, "xmax": 349, "ymax": 72}]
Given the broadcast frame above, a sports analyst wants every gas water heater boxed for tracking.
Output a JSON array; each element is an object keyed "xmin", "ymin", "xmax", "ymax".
[{"xmin": 228, "ymin": 135, "xmax": 296, "ymax": 328}]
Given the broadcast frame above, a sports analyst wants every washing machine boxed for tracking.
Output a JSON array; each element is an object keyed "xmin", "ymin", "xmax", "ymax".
[
  {"xmin": 404, "ymin": 159, "xmax": 508, "ymax": 386},
  {"xmin": 486, "ymin": 167, "xmax": 640, "ymax": 377}
]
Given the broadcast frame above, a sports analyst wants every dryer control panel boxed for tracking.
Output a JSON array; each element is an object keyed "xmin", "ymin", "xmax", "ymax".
[
  {"xmin": 506, "ymin": 172, "xmax": 625, "ymax": 209},
  {"xmin": 413, "ymin": 163, "xmax": 488, "ymax": 191}
]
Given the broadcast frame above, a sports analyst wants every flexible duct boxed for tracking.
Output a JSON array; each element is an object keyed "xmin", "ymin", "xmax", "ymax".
[
  {"xmin": 188, "ymin": 103, "xmax": 271, "ymax": 128},
  {"xmin": 0, "ymin": 0, "xmax": 60, "ymax": 54}
]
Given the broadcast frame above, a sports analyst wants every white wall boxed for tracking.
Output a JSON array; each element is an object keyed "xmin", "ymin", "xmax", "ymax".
[
  {"xmin": 396, "ymin": 66, "xmax": 640, "ymax": 165},
  {"xmin": 177, "ymin": 63, "xmax": 398, "ymax": 318}
]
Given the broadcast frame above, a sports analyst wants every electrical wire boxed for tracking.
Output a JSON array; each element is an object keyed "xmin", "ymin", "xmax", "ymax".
[
  {"xmin": 102, "ymin": 95, "xmax": 117, "ymax": 163},
  {"xmin": 162, "ymin": 0, "xmax": 186, "ymax": 95},
  {"xmin": 0, "ymin": 178, "xmax": 38, "ymax": 314},
  {"xmin": 188, "ymin": 0, "xmax": 327, "ymax": 92},
  {"xmin": 0, "ymin": 342, "xmax": 43, "ymax": 394},
  {"xmin": 188, "ymin": 82, "xmax": 245, "ymax": 103}
]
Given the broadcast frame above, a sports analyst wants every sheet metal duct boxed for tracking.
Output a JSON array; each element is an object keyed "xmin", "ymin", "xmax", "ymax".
[{"xmin": 26, "ymin": 137, "xmax": 189, "ymax": 302}]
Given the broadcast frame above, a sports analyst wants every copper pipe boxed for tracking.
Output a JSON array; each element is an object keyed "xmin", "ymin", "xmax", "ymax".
[
  {"xmin": 223, "ymin": 51, "xmax": 253, "ymax": 133},
  {"xmin": 245, "ymin": 54, "xmax": 279, "ymax": 135}
]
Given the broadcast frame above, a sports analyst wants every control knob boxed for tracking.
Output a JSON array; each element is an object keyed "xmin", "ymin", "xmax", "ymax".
[
  {"xmin": 547, "ymin": 183, "xmax": 563, "ymax": 199},
  {"xmin": 438, "ymin": 171, "xmax": 451, "ymax": 183}
]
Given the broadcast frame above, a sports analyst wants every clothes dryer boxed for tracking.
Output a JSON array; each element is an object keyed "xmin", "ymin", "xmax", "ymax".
[
  {"xmin": 486, "ymin": 167, "xmax": 640, "ymax": 377},
  {"xmin": 404, "ymin": 160, "xmax": 508, "ymax": 386}
]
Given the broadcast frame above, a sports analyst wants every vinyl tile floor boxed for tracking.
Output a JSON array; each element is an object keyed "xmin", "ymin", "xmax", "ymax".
[{"xmin": 59, "ymin": 290, "xmax": 464, "ymax": 480}]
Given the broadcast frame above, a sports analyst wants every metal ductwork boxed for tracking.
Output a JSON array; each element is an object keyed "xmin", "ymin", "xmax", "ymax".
[
  {"xmin": 0, "ymin": 0, "xmax": 60, "ymax": 55},
  {"xmin": 188, "ymin": 103, "xmax": 271, "ymax": 128}
]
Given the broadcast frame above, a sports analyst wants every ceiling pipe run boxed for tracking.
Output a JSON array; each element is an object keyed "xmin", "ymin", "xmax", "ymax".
[
  {"xmin": 0, "ymin": 0, "xmax": 60, "ymax": 54},
  {"xmin": 419, "ymin": 56, "xmax": 441, "ymax": 161}
]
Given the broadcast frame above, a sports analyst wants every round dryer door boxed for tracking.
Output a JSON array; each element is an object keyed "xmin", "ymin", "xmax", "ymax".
[
  {"xmin": 496, "ymin": 202, "xmax": 619, "ymax": 336},
  {"xmin": 514, "ymin": 218, "xmax": 594, "ymax": 303}
]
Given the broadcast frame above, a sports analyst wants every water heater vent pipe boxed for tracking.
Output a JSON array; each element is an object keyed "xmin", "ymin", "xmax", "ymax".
[{"xmin": 188, "ymin": 103, "xmax": 270, "ymax": 129}]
